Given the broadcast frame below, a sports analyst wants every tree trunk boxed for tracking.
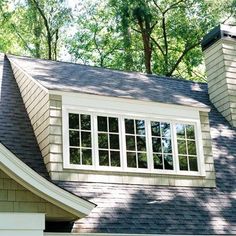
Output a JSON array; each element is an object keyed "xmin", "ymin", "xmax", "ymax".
[{"xmin": 142, "ymin": 32, "xmax": 152, "ymax": 74}]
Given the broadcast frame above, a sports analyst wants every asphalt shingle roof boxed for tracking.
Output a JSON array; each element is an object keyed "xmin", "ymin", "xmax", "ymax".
[
  {"xmin": 7, "ymin": 54, "xmax": 210, "ymax": 109},
  {"xmin": 1, "ymin": 53, "xmax": 236, "ymax": 234},
  {"xmin": 55, "ymin": 107, "xmax": 236, "ymax": 234},
  {"xmin": 0, "ymin": 54, "xmax": 49, "ymax": 179}
]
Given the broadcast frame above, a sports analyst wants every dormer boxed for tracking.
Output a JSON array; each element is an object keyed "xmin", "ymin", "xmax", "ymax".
[{"xmin": 7, "ymin": 55, "xmax": 215, "ymax": 188}]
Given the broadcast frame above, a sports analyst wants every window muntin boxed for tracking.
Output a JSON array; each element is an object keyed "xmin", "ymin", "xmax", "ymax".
[
  {"xmin": 151, "ymin": 121, "xmax": 173, "ymax": 170},
  {"xmin": 69, "ymin": 113, "xmax": 93, "ymax": 165},
  {"xmin": 176, "ymin": 124, "xmax": 198, "ymax": 171},
  {"xmin": 125, "ymin": 119, "xmax": 147, "ymax": 169},
  {"xmin": 67, "ymin": 112, "xmax": 200, "ymax": 174},
  {"xmin": 97, "ymin": 116, "xmax": 121, "ymax": 167}
]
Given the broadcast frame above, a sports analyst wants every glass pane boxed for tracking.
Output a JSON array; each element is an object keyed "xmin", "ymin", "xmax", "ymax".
[
  {"xmin": 137, "ymin": 136, "xmax": 146, "ymax": 151},
  {"xmin": 179, "ymin": 155, "xmax": 188, "ymax": 171},
  {"xmin": 188, "ymin": 140, "xmax": 197, "ymax": 155},
  {"xmin": 126, "ymin": 135, "xmax": 135, "ymax": 151},
  {"xmin": 69, "ymin": 113, "xmax": 79, "ymax": 129},
  {"xmin": 153, "ymin": 154, "xmax": 163, "ymax": 169},
  {"xmin": 125, "ymin": 119, "xmax": 135, "ymax": 134},
  {"xmin": 69, "ymin": 130, "xmax": 80, "ymax": 146},
  {"xmin": 81, "ymin": 149, "xmax": 92, "ymax": 165},
  {"xmin": 138, "ymin": 153, "xmax": 147, "ymax": 168},
  {"xmin": 186, "ymin": 125, "xmax": 195, "ymax": 139},
  {"xmin": 81, "ymin": 132, "xmax": 91, "ymax": 147},
  {"xmin": 177, "ymin": 140, "xmax": 187, "ymax": 154},
  {"xmin": 189, "ymin": 156, "xmax": 198, "ymax": 171},
  {"xmin": 98, "ymin": 133, "xmax": 108, "ymax": 149},
  {"xmin": 98, "ymin": 116, "xmax": 107, "ymax": 132},
  {"xmin": 99, "ymin": 150, "xmax": 109, "ymax": 166},
  {"xmin": 152, "ymin": 137, "xmax": 162, "ymax": 153},
  {"xmin": 127, "ymin": 152, "xmax": 136, "ymax": 168},
  {"xmin": 81, "ymin": 114, "xmax": 91, "ymax": 130},
  {"xmin": 163, "ymin": 154, "xmax": 173, "ymax": 170},
  {"xmin": 70, "ymin": 148, "xmax": 80, "ymax": 164},
  {"xmin": 110, "ymin": 134, "xmax": 120, "ymax": 149},
  {"xmin": 110, "ymin": 151, "xmax": 120, "ymax": 167},
  {"xmin": 176, "ymin": 124, "xmax": 185, "ymax": 138},
  {"xmin": 151, "ymin": 121, "xmax": 160, "ymax": 136},
  {"xmin": 161, "ymin": 123, "xmax": 171, "ymax": 138},
  {"xmin": 136, "ymin": 120, "xmax": 145, "ymax": 135},
  {"xmin": 162, "ymin": 138, "xmax": 172, "ymax": 153},
  {"xmin": 109, "ymin": 117, "xmax": 118, "ymax": 132}
]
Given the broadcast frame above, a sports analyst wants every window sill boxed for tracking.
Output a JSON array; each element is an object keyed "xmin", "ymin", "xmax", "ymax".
[{"xmin": 63, "ymin": 164, "xmax": 205, "ymax": 178}]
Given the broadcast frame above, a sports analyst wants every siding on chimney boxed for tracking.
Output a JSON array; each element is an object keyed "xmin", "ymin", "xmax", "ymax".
[{"xmin": 204, "ymin": 38, "xmax": 236, "ymax": 127}]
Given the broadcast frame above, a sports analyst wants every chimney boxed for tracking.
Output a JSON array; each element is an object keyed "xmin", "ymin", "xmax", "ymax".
[{"xmin": 202, "ymin": 24, "xmax": 236, "ymax": 127}]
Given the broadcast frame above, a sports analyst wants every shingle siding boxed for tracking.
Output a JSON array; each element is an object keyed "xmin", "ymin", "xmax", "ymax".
[
  {"xmin": 0, "ymin": 169, "xmax": 75, "ymax": 219},
  {"xmin": 204, "ymin": 38, "xmax": 236, "ymax": 127}
]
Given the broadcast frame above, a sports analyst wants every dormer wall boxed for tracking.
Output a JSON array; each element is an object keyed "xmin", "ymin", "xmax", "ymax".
[{"xmin": 9, "ymin": 60, "xmax": 63, "ymax": 175}]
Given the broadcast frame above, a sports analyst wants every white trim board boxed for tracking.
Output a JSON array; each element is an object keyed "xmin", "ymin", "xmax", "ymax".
[
  {"xmin": 0, "ymin": 143, "xmax": 95, "ymax": 218},
  {"xmin": 50, "ymin": 90, "xmax": 211, "ymax": 113}
]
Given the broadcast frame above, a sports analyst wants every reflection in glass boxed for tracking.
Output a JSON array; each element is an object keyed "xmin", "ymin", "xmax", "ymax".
[
  {"xmin": 127, "ymin": 152, "xmax": 136, "ymax": 168},
  {"xmin": 69, "ymin": 130, "xmax": 79, "ymax": 146},
  {"xmin": 70, "ymin": 148, "xmax": 80, "ymax": 164},
  {"xmin": 153, "ymin": 154, "xmax": 163, "ymax": 169},
  {"xmin": 69, "ymin": 113, "xmax": 79, "ymax": 129},
  {"xmin": 81, "ymin": 114, "xmax": 91, "ymax": 130},
  {"xmin": 111, "ymin": 151, "xmax": 121, "ymax": 167},
  {"xmin": 82, "ymin": 149, "xmax": 92, "ymax": 165},
  {"xmin": 164, "ymin": 155, "xmax": 173, "ymax": 170},
  {"xmin": 99, "ymin": 150, "xmax": 109, "ymax": 166},
  {"xmin": 98, "ymin": 116, "xmax": 107, "ymax": 132},
  {"xmin": 98, "ymin": 133, "xmax": 108, "ymax": 149},
  {"xmin": 125, "ymin": 119, "xmax": 135, "ymax": 134},
  {"xmin": 109, "ymin": 117, "xmax": 119, "ymax": 132},
  {"xmin": 138, "ymin": 153, "xmax": 147, "ymax": 168}
]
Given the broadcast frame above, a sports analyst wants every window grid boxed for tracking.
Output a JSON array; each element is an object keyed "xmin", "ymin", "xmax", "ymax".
[
  {"xmin": 69, "ymin": 114, "xmax": 93, "ymax": 166},
  {"xmin": 97, "ymin": 116, "xmax": 121, "ymax": 167},
  {"xmin": 68, "ymin": 112, "xmax": 200, "ymax": 174},
  {"xmin": 125, "ymin": 119, "xmax": 147, "ymax": 169},
  {"xmin": 176, "ymin": 124, "xmax": 198, "ymax": 172},
  {"xmin": 151, "ymin": 121, "xmax": 173, "ymax": 170}
]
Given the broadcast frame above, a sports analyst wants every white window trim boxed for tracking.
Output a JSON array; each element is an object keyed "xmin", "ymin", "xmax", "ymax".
[{"xmin": 63, "ymin": 106, "xmax": 205, "ymax": 177}]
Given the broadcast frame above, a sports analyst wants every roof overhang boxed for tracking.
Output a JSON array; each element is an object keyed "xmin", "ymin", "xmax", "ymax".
[{"xmin": 0, "ymin": 142, "xmax": 96, "ymax": 219}]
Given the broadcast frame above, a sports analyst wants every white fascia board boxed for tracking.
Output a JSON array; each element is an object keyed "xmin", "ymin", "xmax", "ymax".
[
  {"xmin": 49, "ymin": 90, "xmax": 211, "ymax": 114},
  {"xmin": 0, "ymin": 143, "xmax": 96, "ymax": 218}
]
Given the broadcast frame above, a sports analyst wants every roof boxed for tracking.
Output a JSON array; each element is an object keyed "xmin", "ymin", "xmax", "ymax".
[
  {"xmin": 0, "ymin": 54, "xmax": 49, "ymax": 179},
  {"xmin": 7, "ymin": 54, "xmax": 210, "ymax": 110},
  {"xmin": 56, "ymin": 106, "xmax": 236, "ymax": 234},
  {"xmin": 1, "ymin": 53, "xmax": 236, "ymax": 234}
]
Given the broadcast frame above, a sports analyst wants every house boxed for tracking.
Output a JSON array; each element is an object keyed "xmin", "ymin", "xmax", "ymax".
[{"xmin": 0, "ymin": 24, "xmax": 236, "ymax": 235}]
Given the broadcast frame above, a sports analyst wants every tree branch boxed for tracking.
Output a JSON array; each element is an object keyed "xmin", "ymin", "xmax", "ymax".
[
  {"xmin": 167, "ymin": 41, "xmax": 200, "ymax": 76},
  {"xmin": 150, "ymin": 36, "xmax": 165, "ymax": 56}
]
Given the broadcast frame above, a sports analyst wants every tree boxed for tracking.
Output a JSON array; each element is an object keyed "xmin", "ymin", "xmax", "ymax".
[
  {"xmin": 0, "ymin": 0, "xmax": 71, "ymax": 60},
  {"xmin": 110, "ymin": 0, "xmax": 225, "ymax": 78}
]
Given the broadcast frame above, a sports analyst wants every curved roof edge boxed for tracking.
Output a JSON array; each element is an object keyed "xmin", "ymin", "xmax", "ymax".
[{"xmin": 0, "ymin": 142, "xmax": 96, "ymax": 218}]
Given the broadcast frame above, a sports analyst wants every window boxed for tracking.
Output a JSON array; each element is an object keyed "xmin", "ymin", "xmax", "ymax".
[
  {"xmin": 125, "ymin": 119, "xmax": 147, "ymax": 169},
  {"xmin": 66, "ymin": 112, "xmax": 201, "ymax": 175},
  {"xmin": 97, "ymin": 116, "xmax": 121, "ymax": 167},
  {"xmin": 69, "ymin": 113, "xmax": 92, "ymax": 165},
  {"xmin": 151, "ymin": 121, "xmax": 173, "ymax": 170},
  {"xmin": 176, "ymin": 124, "xmax": 198, "ymax": 171}
]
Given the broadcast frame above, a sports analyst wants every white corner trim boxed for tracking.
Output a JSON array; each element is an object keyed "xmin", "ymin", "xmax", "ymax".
[
  {"xmin": 0, "ymin": 213, "xmax": 45, "ymax": 230},
  {"xmin": 7, "ymin": 55, "xmax": 48, "ymax": 93},
  {"xmin": 0, "ymin": 143, "xmax": 96, "ymax": 218}
]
